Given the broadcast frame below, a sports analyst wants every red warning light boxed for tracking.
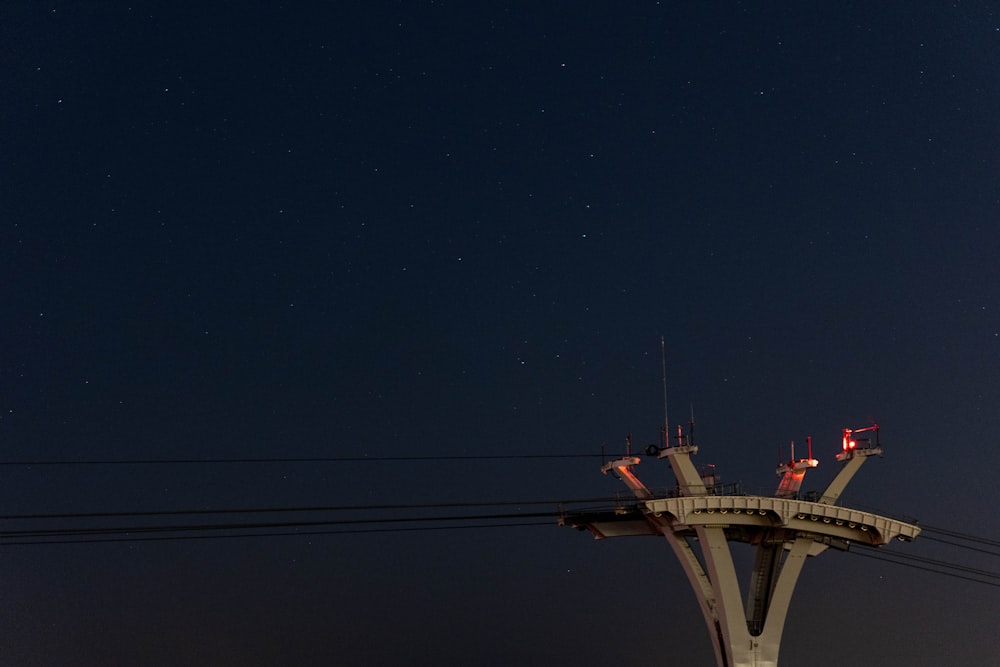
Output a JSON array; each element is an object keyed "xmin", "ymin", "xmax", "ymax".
[{"xmin": 841, "ymin": 428, "xmax": 859, "ymax": 451}]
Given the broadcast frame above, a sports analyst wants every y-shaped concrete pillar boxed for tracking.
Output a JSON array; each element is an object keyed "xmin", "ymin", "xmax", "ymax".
[{"xmin": 574, "ymin": 428, "xmax": 919, "ymax": 667}]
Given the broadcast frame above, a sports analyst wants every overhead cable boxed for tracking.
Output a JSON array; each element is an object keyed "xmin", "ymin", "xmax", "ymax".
[{"xmin": 0, "ymin": 453, "xmax": 611, "ymax": 466}]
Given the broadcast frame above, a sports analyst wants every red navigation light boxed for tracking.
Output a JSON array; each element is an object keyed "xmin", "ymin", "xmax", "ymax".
[{"xmin": 843, "ymin": 429, "xmax": 857, "ymax": 450}]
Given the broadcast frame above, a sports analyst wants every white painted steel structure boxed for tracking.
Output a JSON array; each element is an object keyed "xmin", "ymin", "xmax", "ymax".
[{"xmin": 561, "ymin": 427, "xmax": 920, "ymax": 667}]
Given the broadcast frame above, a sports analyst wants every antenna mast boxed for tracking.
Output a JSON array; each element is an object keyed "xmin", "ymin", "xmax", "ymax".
[{"xmin": 660, "ymin": 336, "xmax": 669, "ymax": 446}]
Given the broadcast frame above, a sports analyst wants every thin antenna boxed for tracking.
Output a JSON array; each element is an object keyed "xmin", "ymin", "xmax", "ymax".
[
  {"xmin": 661, "ymin": 336, "xmax": 669, "ymax": 445},
  {"xmin": 689, "ymin": 403, "xmax": 695, "ymax": 445}
]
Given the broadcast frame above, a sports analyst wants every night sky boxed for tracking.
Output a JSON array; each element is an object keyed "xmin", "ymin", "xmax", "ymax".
[{"xmin": 3, "ymin": 3, "xmax": 1000, "ymax": 665}]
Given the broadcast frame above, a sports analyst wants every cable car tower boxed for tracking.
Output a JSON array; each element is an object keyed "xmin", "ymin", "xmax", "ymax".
[{"xmin": 561, "ymin": 422, "xmax": 920, "ymax": 667}]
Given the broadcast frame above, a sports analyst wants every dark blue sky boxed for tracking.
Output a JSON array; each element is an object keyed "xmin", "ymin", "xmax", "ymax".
[{"xmin": 2, "ymin": 3, "xmax": 999, "ymax": 665}]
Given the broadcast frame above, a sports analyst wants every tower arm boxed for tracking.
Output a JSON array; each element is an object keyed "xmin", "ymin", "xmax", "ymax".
[
  {"xmin": 819, "ymin": 446, "xmax": 881, "ymax": 505},
  {"xmin": 775, "ymin": 459, "xmax": 818, "ymax": 498},
  {"xmin": 601, "ymin": 457, "xmax": 653, "ymax": 499},
  {"xmin": 658, "ymin": 445, "xmax": 708, "ymax": 496}
]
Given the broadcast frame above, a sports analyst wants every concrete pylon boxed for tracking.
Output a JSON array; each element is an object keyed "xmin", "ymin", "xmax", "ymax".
[{"xmin": 562, "ymin": 425, "xmax": 919, "ymax": 667}]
